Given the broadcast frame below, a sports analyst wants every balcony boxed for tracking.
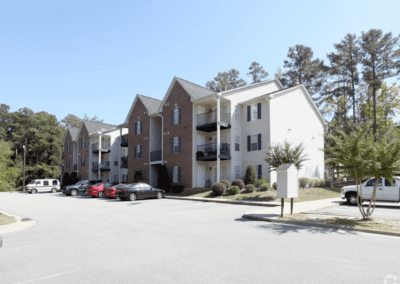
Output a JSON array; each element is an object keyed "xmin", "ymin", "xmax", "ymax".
[
  {"xmin": 121, "ymin": 156, "xmax": 128, "ymax": 168},
  {"xmin": 196, "ymin": 143, "xmax": 231, "ymax": 161},
  {"xmin": 99, "ymin": 160, "xmax": 111, "ymax": 171},
  {"xmin": 73, "ymin": 164, "xmax": 77, "ymax": 171},
  {"xmin": 196, "ymin": 110, "xmax": 231, "ymax": 132},
  {"xmin": 150, "ymin": 150, "xmax": 162, "ymax": 162},
  {"xmin": 121, "ymin": 137, "xmax": 128, "ymax": 147},
  {"xmin": 92, "ymin": 162, "xmax": 99, "ymax": 172},
  {"xmin": 92, "ymin": 143, "xmax": 111, "ymax": 154}
]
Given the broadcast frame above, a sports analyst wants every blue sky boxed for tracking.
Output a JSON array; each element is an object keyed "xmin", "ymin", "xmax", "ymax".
[{"xmin": 1, "ymin": 0, "xmax": 399, "ymax": 126}]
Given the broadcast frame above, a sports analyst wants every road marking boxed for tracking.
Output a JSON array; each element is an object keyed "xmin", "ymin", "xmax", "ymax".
[
  {"xmin": 1, "ymin": 245, "xmax": 38, "ymax": 252},
  {"xmin": 14, "ymin": 270, "xmax": 79, "ymax": 284}
]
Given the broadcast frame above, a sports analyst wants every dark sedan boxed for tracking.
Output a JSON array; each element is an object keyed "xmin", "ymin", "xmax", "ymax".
[{"xmin": 115, "ymin": 183, "xmax": 165, "ymax": 201}]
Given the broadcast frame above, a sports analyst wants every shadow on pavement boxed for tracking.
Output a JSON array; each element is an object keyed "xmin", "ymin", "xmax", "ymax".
[{"xmin": 255, "ymin": 222, "xmax": 358, "ymax": 236}]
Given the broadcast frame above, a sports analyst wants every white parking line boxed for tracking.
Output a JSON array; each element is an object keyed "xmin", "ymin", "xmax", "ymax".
[
  {"xmin": 1, "ymin": 245, "xmax": 38, "ymax": 252},
  {"xmin": 14, "ymin": 270, "xmax": 79, "ymax": 284}
]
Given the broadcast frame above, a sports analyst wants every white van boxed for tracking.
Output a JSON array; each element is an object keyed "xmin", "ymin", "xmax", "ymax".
[{"xmin": 26, "ymin": 179, "xmax": 61, "ymax": 194}]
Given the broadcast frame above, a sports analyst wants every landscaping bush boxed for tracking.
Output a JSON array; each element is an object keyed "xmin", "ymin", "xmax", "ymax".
[
  {"xmin": 272, "ymin": 182, "xmax": 277, "ymax": 190},
  {"xmin": 227, "ymin": 185, "xmax": 240, "ymax": 195},
  {"xmin": 244, "ymin": 184, "xmax": 256, "ymax": 193},
  {"xmin": 315, "ymin": 178, "xmax": 325, "ymax": 187},
  {"xmin": 232, "ymin": 179, "xmax": 245, "ymax": 190},
  {"xmin": 299, "ymin": 177, "xmax": 310, "ymax": 188},
  {"xmin": 257, "ymin": 179, "xmax": 266, "ymax": 187},
  {"xmin": 244, "ymin": 165, "xmax": 257, "ymax": 185},
  {"xmin": 259, "ymin": 183, "xmax": 271, "ymax": 191},
  {"xmin": 324, "ymin": 179, "xmax": 331, "ymax": 187},
  {"xmin": 171, "ymin": 184, "xmax": 185, "ymax": 194},
  {"xmin": 220, "ymin": 180, "xmax": 230, "ymax": 189},
  {"xmin": 211, "ymin": 182, "xmax": 226, "ymax": 196}
]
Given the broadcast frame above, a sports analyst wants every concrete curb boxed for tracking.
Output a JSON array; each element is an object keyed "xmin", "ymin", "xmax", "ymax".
[
  {"xmin": 0, "ymin": 210, "xmax": 36, "ymax": 234},
  {"xmin": 242, "ymin": 213, "xmax": 400, "ymax": 237},
  {"xmin": 165, "ymin": 195, "xmax": 280, "ymax": 207}
]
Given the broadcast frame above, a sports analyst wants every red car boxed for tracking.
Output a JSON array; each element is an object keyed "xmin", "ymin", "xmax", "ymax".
[
  {"xmin": 86, "ymin": 182, "xmax": 112, "ymax": 198},
  {"xmin": 104, "ymin": 183, "xmax": 125, "ymax": 198}
]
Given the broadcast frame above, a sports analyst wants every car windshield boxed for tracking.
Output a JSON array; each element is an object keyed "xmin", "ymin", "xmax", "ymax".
[
  {"xmin": 75, "ymin": 181, "xmax": 84, "ymax": 185},
  {"xmin": 29, "ymin": 180, "xmax": 36, "ymax": 184},
  {"xmin": 93, "ymin": 183, "xmax": 103, "ymax": 187}
]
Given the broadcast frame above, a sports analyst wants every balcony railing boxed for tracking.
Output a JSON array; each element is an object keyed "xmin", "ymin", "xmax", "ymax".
[
  {"xmin": 121, "ymin": 156, "xmax": 128, "ymax": 168},
  {"xmin": 121, "ymin": 137, "xmax": 128, "ymax": 147},
  {"xmin": 73, "ymin": 164, "xmax": 77, "ymax": 171},
  {"xmin": 92, "ymin": 162, "xmax": 99, "ymax": 172},
  {"xmin": 100, "ymin": 160, "xmax": 110, "ymax": 171},
  {"xmin": 196, "ymin": 110, "xmax": 231, "ymax": 132},
  {"xmin": 196, "ymin": 142, "xmax": 231, "ymax": 161},
  {"xmin": 92, "ymin": 143, "xmax": 111, "ymax": 154},
  {"xmin": 150, "ymin": 150, "xmax": 162, "ymax": 162}
]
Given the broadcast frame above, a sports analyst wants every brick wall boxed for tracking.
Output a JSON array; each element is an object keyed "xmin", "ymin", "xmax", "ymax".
[
  {"xmin": 63, "ymin": 131, "xmax": 73, "ymax": 175},
  {"xmin": 78, "ymin": 125, "xmax": 90, "ymax": 180}
]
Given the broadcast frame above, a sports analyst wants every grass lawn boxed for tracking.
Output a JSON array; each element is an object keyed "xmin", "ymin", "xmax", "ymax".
[
  {"xmin": 280, "ymin": 213, "xmax": 400, "ymax": 234},
  {"xmin": 168, "ymin": 186, "xmax": 341, "ymax": 203},
  {"xmin": 0, "ymin": 213, "xmax": 17, "ymax": 226}
]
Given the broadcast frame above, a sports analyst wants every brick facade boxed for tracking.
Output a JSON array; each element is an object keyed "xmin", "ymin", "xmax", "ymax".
[
  {"xmin": 127, "ymin": 98, "xmax": 150, "ymax": 183},
  {"xmin": 162, "ymin": 82, "xmax": 193, "ymax": 188},
  {"xmin": 78, "ymin": 124, "xmax": 90, "ymax": 180},
  {"xmin": 63, "ymin": 131, "xmax": 73, "ymax": 175}
]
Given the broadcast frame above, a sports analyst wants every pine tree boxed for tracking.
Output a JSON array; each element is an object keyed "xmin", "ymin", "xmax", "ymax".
[
  {"xmin": 206, "ymin": 69, "xmax": 247, "ymax": 92},
  {"xmin": 247, "ymin": 62, "xmax": 268, "ymax": 84}
]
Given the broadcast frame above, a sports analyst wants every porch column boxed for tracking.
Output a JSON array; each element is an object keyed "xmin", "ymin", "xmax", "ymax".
[
  {"xmin": 119, "ymin": 127, "xmax": 122, "ymax": 184},
  {"xmin": 98, "ymin": 134, "xmax": 102, "ymax": 180},
  {"xmin": 217, "ymin": 93, "xmax": 221, "ymax": 183}
]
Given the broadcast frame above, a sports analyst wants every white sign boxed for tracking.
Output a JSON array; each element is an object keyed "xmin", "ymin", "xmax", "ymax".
[{"xmin": 276, "ymin": 163, "xmax": 298, "ymax": 199}]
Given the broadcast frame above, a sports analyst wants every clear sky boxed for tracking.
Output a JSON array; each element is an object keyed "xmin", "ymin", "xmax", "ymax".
[{"xmin": 1, "ymin": 0, "xmax": 399, "ymax": 126}]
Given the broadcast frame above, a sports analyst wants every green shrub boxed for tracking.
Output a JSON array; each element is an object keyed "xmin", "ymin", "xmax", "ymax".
[
  {"xmin": 257, "ymin": 179, "xmax": 266, "ymax": 187},
  {"xmin": 315, "ymin": 178, "xmax": 325, "ymax": 187},
  {"xmin": 211, "ymin": 182, "xmax": 226, "ymax": 196},
  {"xmin": 232, "ymin": 179, "xmax": 245, "ymax": 189},
  {"xmin": 259, "ymin": 183, "xmax": 271, "ymax": 191},
  {"xmin": 244, "ymin": 165, "xmax": 257, "ymax": 185},
  {"xmin": 324, "ymin": 179, "xmax": 331, "ymax": 187},
  {"xmin": 244, "ymin": 184, "xmax": 256, "ymax": 193},
  {"xmin": 227, "ymin": 185, "xmax": 240, "ymax": 195},
  {"xmin": 272, "ymin": 182, "xmax": 277, "ymax": 190},
  {"xmin": 299, "ymin": 177, "xmax": 310, "ymax": 188},
  {"xmin": 220, "ymin": 180, "xmax": 230, "ymax": 189}
]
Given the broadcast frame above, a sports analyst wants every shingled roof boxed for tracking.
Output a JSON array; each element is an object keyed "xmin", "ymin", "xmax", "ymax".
[
  {"xmin": 137, "ymin": 94, "xmax": 162, "ymax": 114},
  {"xmin": 68, "ymin": 127, "xmax": 79, "ymax": 141},
  {"xmin": 175, "ymin": 77, "xmax": 215, "ymax": 101},
  {"xmin": 82, "ymin": 120, "xmax": 117, "ymax": 135}
]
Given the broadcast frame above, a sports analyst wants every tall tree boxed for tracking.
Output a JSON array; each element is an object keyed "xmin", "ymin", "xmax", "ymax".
[
  {"xmin": 327, "ymin": 34, "xmax": 361, "ymax": 124},
  {"xmin": 274, "ymin": 67, "xmax": 283, "ymax": 80},
  {"xmin": 359, "ymin": 29, "xmax": 400, "ymax": 136},
  {"xmin": 83, "ymin": 114, "xmax": 104, "ymax": 123},
  {"xmin": 280, "ymin": 44, "xmax": 327, "ymax": 98},
  {"xmin": 206, "ymin": 69, "xmax": 247, "ymax": 92},
  {"xmin": 61, "ymin": 114, "xmax": 81, "ymax": 128},
  {"xmin": 247, "ymin": 61, "xmax": 268, "ymax": 83}
]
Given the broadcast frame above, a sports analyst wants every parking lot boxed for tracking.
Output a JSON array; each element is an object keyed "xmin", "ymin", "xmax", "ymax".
[{"xmin": 1, "ymin": 192, "xmax": 400, "ymax": 284}]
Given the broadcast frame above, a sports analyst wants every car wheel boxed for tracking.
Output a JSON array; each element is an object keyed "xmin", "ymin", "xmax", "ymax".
[
  {"xmin": 347, "ymin": 193, "xmax": 359, "ymax": 205},
  {"xmin": 71, "ymin": 189, "xmax": 78, "ymax": 196},
  {"xmin": 98, "ymin": 191, "xmax": 104, "ymax": 198},
  {"xmin": 129, "ymin": 193, "xmax": 137, "ymax": 201},
  {"xmin": 156, "ymin": 192, "xmax": 163, "ymax": 199},
  {"xmin": 51, "ymin": 188, "xmax": 57, "ymax": 193},
  {"xmin": 32, "ymin": 189, "xmax": 37, "ymax": 194}
]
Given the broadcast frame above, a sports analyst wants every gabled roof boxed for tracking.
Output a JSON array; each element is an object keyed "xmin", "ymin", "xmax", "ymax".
[
  {"xmin": 77, "ymin": 120, "xmax": 117, "ymax": 138},
  {"xmin": 220, "ymin": 78, "xmax": 284, "ymax": 97},
  {"xmin": 62, "ymin": 126, "xmax": 79, "ymax": 145},
  {"xmin": 157, "ymin": 77, "xmax": 216, "ymax": 112},
  {"xmin": 122, "ymin": 94, "xmax": 163, "ymax": 125}
]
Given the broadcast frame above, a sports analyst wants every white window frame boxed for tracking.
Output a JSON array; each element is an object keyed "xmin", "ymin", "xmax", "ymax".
[
  {"xmin": 251, "ymin": 104, "xmax": 257, "ymax": 121},
  {"xmin": 173, "ymin": 166, "xmax": 178, "ymax": 183},
  {"xmin": 136, "ymin": 145, "xmax": 141, "ymax": 158},
  {"xmin": 174, "ymin": 107, "xmax": 179, "ymax": 125},
  {"xmin": 235, "ymin": 106, "xmax": 240, "ymax": 121},
  {"xmin": 174, "ymin": 137, "xmax": 179, "ymax": 154},
  {"xmin": 251, "ymin": 135, "xmax": 258, "ymax": 151},
  {"xmin": 137, "ymin": 120, "xmax": 141, "ymax": 134},
  {"xmin": 235, "ymin": 135, "xmax": 240, "ymax": 151}
]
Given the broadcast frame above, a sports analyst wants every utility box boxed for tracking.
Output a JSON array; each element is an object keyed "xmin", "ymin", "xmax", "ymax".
[{"xmin": 276, "ymin": 163, "xmax": 298, "ymax": 198}]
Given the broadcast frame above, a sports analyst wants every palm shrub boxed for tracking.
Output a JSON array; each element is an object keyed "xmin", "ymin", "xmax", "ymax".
[
  {"xmin": 227, "ymin": 185, "xmax": 240, "ymax": 195},
  {"xmin": 260, "ymin": 183, "xmax": 271, "ymax": 191},
  {"xmin": 299, "ymin": 177, "xmax": 310, "ymax": 188},
  {"xmin": 244, "ymin": 184, "xmax": 256, "ymax": 193},
  {"xmin": 211, "ymin": 182, "xmax": 226, "ymax": 196},
  {"xmin": 232, "ymin": 179, "xmax": 245, "ymax": 189},
  {"xmin": 244, "ymin": 165, "xmax": 257, "ymax": 185},
  {"xmin": 220, "ymin": 180, "xmax": 230, "ymax": 189},
  {"xmin": 272, "ymin": 182, "xmax": 277, "ymax": 190}
]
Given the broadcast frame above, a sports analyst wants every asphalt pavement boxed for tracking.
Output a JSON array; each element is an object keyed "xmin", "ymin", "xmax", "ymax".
[{"xmin": 1, "ymin": 192, "xmax": 400, "ymax": 284}]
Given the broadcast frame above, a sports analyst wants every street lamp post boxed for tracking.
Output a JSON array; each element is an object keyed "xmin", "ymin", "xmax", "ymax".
[{"xmin": 23, "ymin": 145, "xmax": 26, "ymax": 192}]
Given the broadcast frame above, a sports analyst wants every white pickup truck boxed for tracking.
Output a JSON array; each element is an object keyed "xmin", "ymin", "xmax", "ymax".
[{"xmin": 341, "ymin": 177, "xmax": 400, "ymax": 205}]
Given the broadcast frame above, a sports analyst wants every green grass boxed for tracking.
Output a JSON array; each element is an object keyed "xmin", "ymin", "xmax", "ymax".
[
  {"xmin": 168, "ymin": 186, "xmax": 341, "ymax": 203},
  {"xmin": 0, "ymin": 213, "xmax": 17, "ymax": 226},
  {"xmin": 281, "ymin": 213, "xmax": 400, "ymax": 234}
]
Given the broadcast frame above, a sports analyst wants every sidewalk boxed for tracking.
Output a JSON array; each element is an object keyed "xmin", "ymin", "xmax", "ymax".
[
  {"xmin": 0, "ymin": 209, "xmax": 36, "ymax": 234},
  {"xmin": 165, "ymin": 195, "xmax": 281, "ymax": 207}
]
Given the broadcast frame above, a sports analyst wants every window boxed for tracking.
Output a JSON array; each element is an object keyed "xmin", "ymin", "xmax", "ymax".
[
  {"xmin": 44, "ymin": 181, "xmax": 49, "ymax": 186},
  {"xmin": 253, "ymin": 165, "xmax": 262, "ymax": 180},
  {"xmin": 247, "ymin": 103, "xmax": 261, "ymax": 121},
  {"xmin": 122, "ymin": 174, "xmax": 128, "ymax": 183},
  {"xmin": 137, "ymin": 120, "xmax": 141, "ymax": 134},
  {"xmin": 173, "ymin": 166, "xmax": 178, "ymax": 183},
  {"xmin": 83, "ymin": 175, "xmax": 85, "ymax": 181},
  {"xmin": 235, "ymin": 136, "xmax": 240, "ymax": 151},
  {"xmin": 221, "ymin": 166, "xmax": 228, "ymax": 181},
  {"xmin": 171, "ymin": 137, "xmax": 181, "ymax": 154},
  {"xmin": 52, "ymin": 180, "xmax": 58, "ymax": 185},
  {"xmin": 174, "ymin": 108, "xmax": 179, "ymax": 125},
  {"xmin": 36, "ymin": 181, "xmax": 41, "ymax": 185},
  {"xmin": 252, "ymin": 104, "xmax": 257, "ymax": 121},
  {"xmin": 366, "ymin": 178, "xmax": 382, "ymax": 187},
  {"xmin": 235, "ymin": 106, "xmax": 240, "ymax": 121},
  {"xmin": 66, "ymin": 160, "xmax": 70, "ymax": 168},
  {"xmin": 235, "ymin": 166, "xmax": 240, "ymax": 179},
  {"xmin": 114, "ymin": 157, "xmax": 118, "ymax": 166},
  {"xmin": 174, "ymin": 137, "xmax": 179, "ymax": 153},
  {"xmin": 114, "ymin": 175, "xmax": 118, "ymax": 183},
  {"xmin": 247, "ymin": 134, "xmax": 261, "ymax": 152},
  {"xmin": 81, "ymin": 156, "xmax": 85, "ymax": 167},
  {"xmin": 135, "ymin": 145, "xmax": 142, "ymax": 159},
  {"xmin": 81, "ymin": 139, "xmax": 85, "ymax": 149}
]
